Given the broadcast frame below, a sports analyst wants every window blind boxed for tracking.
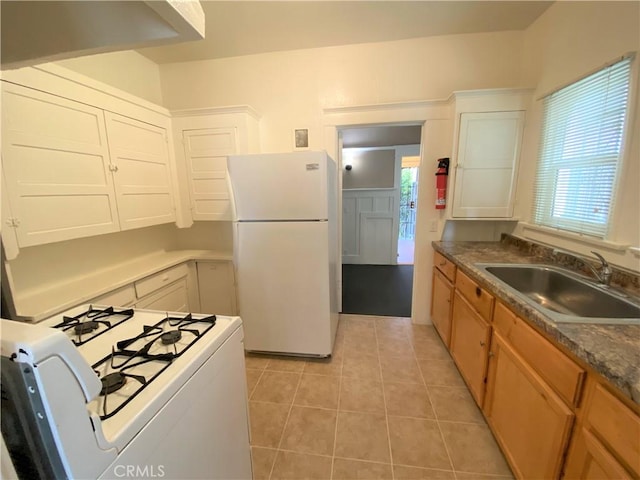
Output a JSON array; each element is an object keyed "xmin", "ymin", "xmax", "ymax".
[{"xmin": 532, "ymin": 56, "xmax": 632, "ymax": 238}]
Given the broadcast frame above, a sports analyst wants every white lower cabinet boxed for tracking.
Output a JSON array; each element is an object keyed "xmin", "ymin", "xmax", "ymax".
[
  {"xmin": 136, "ymin": 279, "xmax": 190, "ymax": 312},
  {"xmin": 91, "ymin": 285, "xmax": 137, "ymax": 308},
  {"xmin": 86, "ymin": 260, "xmax": 236, "ymax": 315},
  {"xmin": 196, "ymin": 261, "xmax": 237, "ymax": 315}
]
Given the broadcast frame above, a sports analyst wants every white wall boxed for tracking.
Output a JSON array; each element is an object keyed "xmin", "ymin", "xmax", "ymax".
[
  {"xmin": 5, "ymin": 222, "xmax": 232, "ymax": 301},
  {"xmin": 342, "ymin": 149, "xmax": 396, "ymax": 189},
  {"xmin": 55, "ymin": 50, "xmax": 164, "ymax": 105},
  {"xmin": 513, "ymin": 1, "xmax": 640, "ymax": 271},
  {"xmin": 159, "ymin": 31, "xmax": 524, "ymax": 152}
]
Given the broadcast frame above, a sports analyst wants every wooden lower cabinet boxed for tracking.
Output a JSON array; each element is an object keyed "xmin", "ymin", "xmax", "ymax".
[
  {"xmin": 450, "ymin": 291, "xmax": 491, "ymax": 405},
  {"xmin": 564, "ymin": 429, "xmax": 632, "ymax": 480},
  {"xmin": 431, "ymin": 268, "xmax": 454, "ymax": 346},
  {"xmin": 564, "ymin": 380, "xmax": 640, "ymax": 479},
  {"xmin": 484, "ymin": 332, "xmax": 574, "ymax": 480}
]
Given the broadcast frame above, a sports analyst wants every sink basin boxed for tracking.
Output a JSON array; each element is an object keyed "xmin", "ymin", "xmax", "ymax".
[{"xmin": 475, "ymin": 264, "xmax": 640, "ymax": 325}]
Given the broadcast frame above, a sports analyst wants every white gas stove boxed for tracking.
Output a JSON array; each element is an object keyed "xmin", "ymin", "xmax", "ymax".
[{"xmin": 1, "ymin": 305, "xmax": 252, "ymax": 480}]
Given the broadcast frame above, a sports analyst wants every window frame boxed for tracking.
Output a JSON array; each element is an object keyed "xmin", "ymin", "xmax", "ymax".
[{"xmin": 531, "ymin": 54, "xmax": 636, "ymax": 240}]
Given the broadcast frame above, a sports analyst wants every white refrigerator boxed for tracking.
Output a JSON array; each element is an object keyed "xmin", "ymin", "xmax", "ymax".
[{"xmin": 227, "ymin": 151, "xmax": 338, "ymax": 357}]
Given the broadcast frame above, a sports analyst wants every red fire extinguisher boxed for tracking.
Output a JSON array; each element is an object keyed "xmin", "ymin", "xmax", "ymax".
[{"xmin": 435, "ymin": 158, "xmax": 450, "ymax": 210}]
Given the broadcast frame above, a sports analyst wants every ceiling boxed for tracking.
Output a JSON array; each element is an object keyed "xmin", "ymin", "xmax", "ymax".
[{"xmin": 138, "ymin": 1, "xmax": 553, "ymax": 64}]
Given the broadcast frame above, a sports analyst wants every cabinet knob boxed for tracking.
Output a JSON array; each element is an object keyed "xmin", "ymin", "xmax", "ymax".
[
  {"xmin": 475, "ymin": 287, "xmax": 482, "ymax": 297},
  {"xmin": 480, "ymin": 341, "xmax": 486, "ymax": 347},
  {"xmin": 488, "ymin": 351, "xmax": 494, "ymax": 358},
  {"xmin": 439, "ymin": 261, "xmax": 447, "ymax": 267}
]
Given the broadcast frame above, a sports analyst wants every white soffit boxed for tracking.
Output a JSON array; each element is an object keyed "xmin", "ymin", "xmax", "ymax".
[
  {"xmin": 1, "ymin": 1, "xmax": 205, "ymax": 70},
  {"xmin": 138, "ymin": 1, "xmax": 553, "ymax": 64}
]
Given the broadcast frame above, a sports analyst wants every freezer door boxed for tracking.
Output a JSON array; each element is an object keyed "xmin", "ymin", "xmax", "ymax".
[
  {"xmin": 228, "ymin": 151, "xmax": 329, "ymax": 221},
  {"xmin": 235, "ymin": 221, "xmax": 332, "ymax": 356}
]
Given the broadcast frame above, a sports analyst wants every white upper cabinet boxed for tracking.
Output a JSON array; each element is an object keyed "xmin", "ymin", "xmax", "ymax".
[
  {"xmin": 449, "ymin": 89, "xmax": 531, "ymax": 219},
  {"xmin": 1, "ymin": 83, "xmax": 120, "ymax": 247},
  {"xmin": 172, "ymin": 107, "xmax": 261, "ymax": 223},
  {"xmin": 1, "ymin": 67, "xmax": 179, "ymax": 253},
  {"xmin": 183, "ymin": 127, "xmax": 237, "ymax": 220},
  {"xmin": 452, "ymin": 111, "xmax": 525, "ymax": 218},
  {"xmin": 104, "ymin": 112, "xmax": 175, "ymax": 230}
]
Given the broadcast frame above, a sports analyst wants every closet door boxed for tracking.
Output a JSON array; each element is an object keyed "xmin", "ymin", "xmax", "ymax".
[
  {"xmin": 182, "ymin": 127, "xmax": 237, "ymax": 220},
  {"xmin": 1, "ymin": 83, "xmax": 119, "ymax": 246},
  {"xmin": 104, "ymin": 112, "xmax": 175, "ymax": 230}
]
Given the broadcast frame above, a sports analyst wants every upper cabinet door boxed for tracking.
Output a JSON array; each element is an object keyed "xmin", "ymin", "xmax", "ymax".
[
  {"xmin": 104, "ymin": 112, "xmax": 176, "ymax": 230},
  {"xmin": 182, "ymin": 127, "xmax": 237, "ymax": 221},
  {"xmin": 1, "ymin": 83, "xmax": 120, "ymax": 247},
  {"xmin": 452, "ymin": 111, "xmax": 525, "ymax": 218}
]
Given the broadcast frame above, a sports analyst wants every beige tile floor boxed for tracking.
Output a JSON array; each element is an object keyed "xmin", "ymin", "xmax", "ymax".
[{"xmin": 245, "ymin": 314, "xmax": 514, "ymax": 480}]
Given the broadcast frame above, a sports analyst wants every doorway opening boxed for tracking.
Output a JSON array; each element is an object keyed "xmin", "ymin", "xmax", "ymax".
[
  {"xmin": 339, "ymin": 125, "xmax": 422, "ymax": 317},
  {"xmin": 398, "ymin": 155, "xmax": 420, "ymax": 265}
]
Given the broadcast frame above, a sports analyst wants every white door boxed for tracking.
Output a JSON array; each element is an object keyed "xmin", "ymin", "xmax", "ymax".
[
  {"xmin": 235, "ymin": 221, "xmax": 331, "ymax": 356},
  {"xmin": 182, "ymin": 127, "xmax": 237, "ymax": 220},
  {"xmin": 452, "ymin": 111, "xmax": 525, "ymax": 218},
  {"xmin": 228, "ymin": 152, "xmax": 328, "ymax": 220},
  {"xmin": 104, "ymin": 112, "xmax": 175, "ymax": 230},
  {"xmin": 1, "ymin": 83, "xmax": 119, "ymax": 246}
]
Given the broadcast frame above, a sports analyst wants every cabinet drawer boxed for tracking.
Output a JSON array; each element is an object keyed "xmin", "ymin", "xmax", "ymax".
[
  {"xmin": 493, "ymin": 302, "xmax": 585, "ymax": 407},
  {"xmin": 455, "ymin": 270, "xmax": 494, "ymax": 321},
  {"xmin": 586, "ymin": 383, "xmax": 640, "ymax": 476},
  {"xmin": 91, "ymin": 284, "xmax": 136, "ymax": 307},
  {"xmin": 433, "ymin": 251, "xmax": 456, "ymax": 282},
  {"xmin": 136, "ymin": 278, "xmax": 189, "ymax": 312},
  {"xmin": 135, "ymin": 264, "xmax": 189, "ymax": 299}
]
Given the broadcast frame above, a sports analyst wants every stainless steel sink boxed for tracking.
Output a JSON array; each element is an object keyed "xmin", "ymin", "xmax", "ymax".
[{"xmin": 475, "ymin": 264, "xmax": 640, "ymax": 325}]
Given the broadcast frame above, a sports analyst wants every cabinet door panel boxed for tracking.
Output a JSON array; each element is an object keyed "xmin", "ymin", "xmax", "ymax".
[
  {"xmin": 2, "ymin": 83, "xmax": 119, "ymax": 246},
  {"xmin": 452, "ymin": 111, "xmax": 524, "ymax": 218},
  {"xmin": 485, "ymin": 332, "xmax": 574, "ymax": 480},
  {"xmin": 183, "ymin": 128, "xmax": 237, "ymax": 221},
  {"xmin": 450, "ymin": 291, "xmax": 491, "ymax": 405},
  {"xmin": 431, "ymin": 268, "xmax": 453, "ymax": 347},
  {"xmin": 196, "ymin": 261, "xmax": 236, "ymax": 315},
  {"xmin": 565, "ymin": 429, "xmax": 633, "ymax": 480},
  {"xmin": 105, "ymin": 112, "xmax": 175, "ymax": 230}
]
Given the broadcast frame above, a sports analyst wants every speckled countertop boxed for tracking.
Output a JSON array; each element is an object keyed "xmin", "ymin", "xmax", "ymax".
[{"xmin": 433, "ymin": 238, "xmax": 640, "ymax": 405}]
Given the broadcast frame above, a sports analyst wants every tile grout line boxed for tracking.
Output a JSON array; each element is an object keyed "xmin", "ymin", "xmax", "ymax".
[
  {"xmin": 412, "ymin": 327, "xmax": 459, "ymax": 480},
  {"xmin": 267, "ymin": 362, "xmax": 304, "ymax": 480},
  {"xmin": 247, "ymin": 367, "xmax": 266, "ymax": 400},
  {"xmin": 374, "ymin": 321, "xmax": 396, "ymax": 480},
  {"xmin": 329, "ymin": 320, "xmax": 345, "ymax": 480}
]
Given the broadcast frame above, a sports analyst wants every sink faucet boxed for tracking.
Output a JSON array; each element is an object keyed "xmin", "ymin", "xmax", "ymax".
[{"xmin": 588, "ymin": 251, "xmax": 613, "ymax": 286}]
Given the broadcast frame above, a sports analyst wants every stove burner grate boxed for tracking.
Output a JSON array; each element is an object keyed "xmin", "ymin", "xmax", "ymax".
[{"xmin": 53, "ymin": 306, "xmax": 134, "ymax": 346}]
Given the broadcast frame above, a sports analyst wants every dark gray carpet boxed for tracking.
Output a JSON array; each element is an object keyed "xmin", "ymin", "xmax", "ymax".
[{"xmin": 342, "ymin": 264, "xmax": 413, "ymax": 317}]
